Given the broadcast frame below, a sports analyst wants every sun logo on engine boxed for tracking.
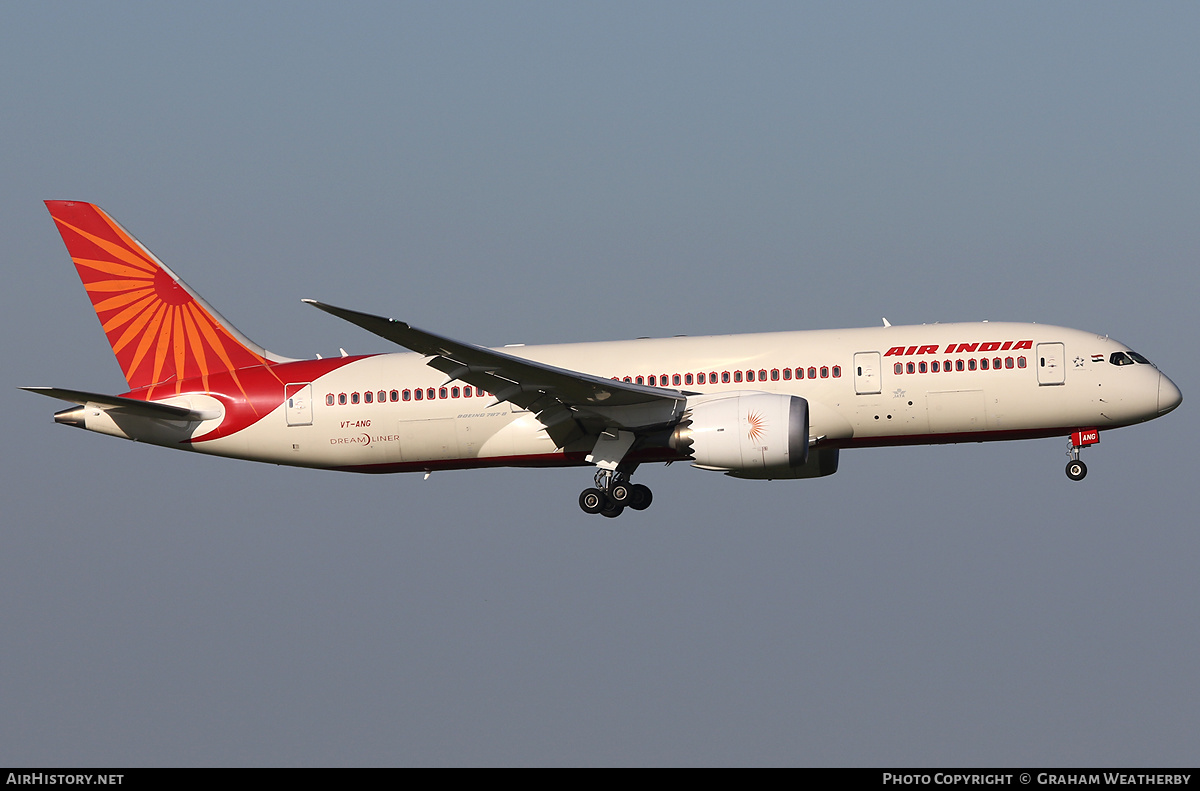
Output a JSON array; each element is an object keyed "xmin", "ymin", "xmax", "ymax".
[{"xmin": 746, "ymin": 411, "xmax": 766, "ymax": 442}]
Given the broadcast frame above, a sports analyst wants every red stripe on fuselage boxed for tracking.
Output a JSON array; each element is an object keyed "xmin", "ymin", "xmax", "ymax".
[
  {"xmin": 120, "ymin": 355, "xmax": 375, "ymax": 442},
  {"xmin": 331, "ymin": 447, "xmax": 684, "ymax": 475},
  {"xmin": 835, "ymin": 426, "xmax": 1090, "ymax": 448}
]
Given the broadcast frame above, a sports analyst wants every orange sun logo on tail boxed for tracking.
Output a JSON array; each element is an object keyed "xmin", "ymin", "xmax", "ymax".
[{"xmin": 46, "ymin": 201, "xmax": 273, "ymax": 396}]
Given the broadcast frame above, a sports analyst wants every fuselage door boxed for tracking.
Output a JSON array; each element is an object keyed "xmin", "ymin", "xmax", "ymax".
[
  {"xmin": 285, "ymin": 383, "xmax": 313, "ymax": 426},
  {"xmin": 853, "ymin": 352, "xmax": 882, "ymax": 395},
  {"xmin": 1036, "ymin": 343, "xmax": 1066, "ymax": 386}
]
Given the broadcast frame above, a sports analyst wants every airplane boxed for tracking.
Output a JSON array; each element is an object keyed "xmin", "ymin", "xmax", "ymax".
[{"xmin": 24, "ymin": 200, "xmax": 1183, "ymax": 517}]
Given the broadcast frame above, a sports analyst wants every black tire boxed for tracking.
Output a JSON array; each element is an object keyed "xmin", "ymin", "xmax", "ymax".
[
  {"xmin": 1066, "ymin": 460, "xmax": 1087, "ymax": 481},
  {"xmin": 600, "ymin": 500, "xmax": 625, "ymax": 518},
  {"xmin": 579, "ymin": 488, "xmax": 606, "ymax": 514},
  {"xmin": 610, "ymin": 483, "xmax": 632, "ymax": 504},
  {"xmin": 628, "ymin": 483, "xmax": 653, "ymax": 511}
]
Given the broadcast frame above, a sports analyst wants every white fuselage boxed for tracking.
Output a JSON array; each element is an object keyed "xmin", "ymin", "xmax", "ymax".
[{"xmin": 99, "ymin": 321, "xmax": 1174, "ymax": 474}]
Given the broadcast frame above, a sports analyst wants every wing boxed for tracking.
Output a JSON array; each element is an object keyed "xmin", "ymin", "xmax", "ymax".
[{"xmin": 303, "ymin": 301, "xmax": 687, "ymax": 448}]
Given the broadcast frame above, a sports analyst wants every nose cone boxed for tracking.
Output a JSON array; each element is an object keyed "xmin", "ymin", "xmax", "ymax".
[{"xmin": 1159, "ymin": 372, "xmax": 1183, "ymax": 415}]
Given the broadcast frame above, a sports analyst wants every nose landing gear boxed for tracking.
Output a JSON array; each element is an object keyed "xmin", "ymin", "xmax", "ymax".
[
  {"xmin": 1065, "ymin": 428, "xmax": 1099, "ymax": 481},
  {"xmin": 578, "ymin": 469, "xmax": 653, "ymax": 517}
]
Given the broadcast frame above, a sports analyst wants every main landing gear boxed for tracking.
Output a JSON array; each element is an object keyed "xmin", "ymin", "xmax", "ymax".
[
  {"xmin": 578, "ymin": 469, "xmax": 653, "ymax": 518},
  {"xmin": 1065, "ymin": 428, "xmax": 1099, "ymax": 481}
]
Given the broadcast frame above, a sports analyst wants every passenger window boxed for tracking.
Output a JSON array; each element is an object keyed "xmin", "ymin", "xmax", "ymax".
[
  {"xmin": 895, "ymin": 363, "xmax": 903, "ymax": 374},
  {"xmin": 994, "ymin": 357, "xmax": 1002, "ymax": 369},
  {"xmin": 364, "ymin": 391, "xmax": 373, "ymax": 403},
  {"xmin": 623, "ymin": 377, "xmax": 632, "ymax": 383},
  {"xmin": 451, "ymin": 387, "xmax": 460, "ymax": 398},
  {"xmin": 968, "ymin": 359, "xmax": 977, "ymax": 371},
  {"xmin": 379, "ymin": 390, "xmax": 386, "ymax": 402},
  {"xmin": 402, "ymin": 389, "xmax": 411, "ymax": 401},
  {"xmin": 338, "ymin": 393, "xmax": 347, "ymax": 405},
  {"xmin": 943, "ymin": 359, "xmax": 952, "ymax": 372},
  {"xmin": 326, "ymin": 394, "xmax": 335, "ymax": 406},
  {"xmin": 956, "ymin": 360, "xmax": 964, "ymax": 371},
  {"xmin": 697, "ymin": 373, "xmax": 706, "ymax": 384},
  {"xmin": 906, "ymin": 363, "xmax": 915, "ymax": 374},
  {"xmin": 980, "ymin": 359, "xmax": 989, "ymax": 370},
  {"xmin": 673, "ymin": 374, "xmax": 682, "ymax": 386},
  {"xmin": 722, "ymin": 372, "xmax": 731, "ymax": 383},
  {"xmin": 635, "ymin": 376, "xmax": 644, "ymax": 385},
  {"xmin": 759, "ymin": 369, "xmax": 767, "ymax": 381},
  {"xmin": 1005, "ymin": 357, "xmax": 1014, "ymax": 369},
  {"xmin": 918, "ymin": 362, "xmax": 927, "ymax": 373},
  {"xmin": 427, "ymin": 388, "xmax": 436, "ymax": 400},
  {"xmin": 931, "ymin": 361, "xmax": 940, "ymax": 373},
  {"xmin": 832, "ymin": 366, "xmax": 841, "ymax": 378},
  {"xmin": 1018, "ymin": 357, "xmax": 1027, "ymax": 368},
  {"xmin": 820, "ymin": 366, "xmax": 829, "ymax": 378},
  {"xmin": 709, "ymin": 372, "xmax": 717, "ymax": 382},
  {"xmin": 647, "ymin": 375, "xmax": 656, "ymax": 386},
  {"xmin": 734, "ymin": 371, "xmax": 743, "ymax": 382},
  {"xmin": 771, "ymin": 369, "xmax": 780, "ymax": 381},
  {"xmin": 414, "ymin": 389, "xmax": 422, "ymax": 400},
  {"xmin": 685, "ymin": 373, "xmax": 693, "ymax": 385},
  {"xmin": 464, "ymin": 386, "xmax": 473, "ymax": 397},
  {"xmin": 783, "ymin": 369, "xmax": 792, "ymax": 380},
  {"xmin": 808, "ymin": 367, "xmax": 817, "ymax": 379},
  {"xmin": 439, "ymin": 387, "xmax": 448, "ymax": 399}
]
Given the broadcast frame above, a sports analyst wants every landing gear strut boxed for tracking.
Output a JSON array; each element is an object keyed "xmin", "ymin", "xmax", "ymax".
[
  {"xmin": 1065, "ymin": 428, "xmax": 1099, "ymax": 481},
  {"xmin": 578, "ymin": 469, "xmax": 653, "ymax": 517}
]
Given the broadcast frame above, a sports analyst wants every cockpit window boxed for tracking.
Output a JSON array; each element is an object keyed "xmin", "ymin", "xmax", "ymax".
[
  {"xmin": 1128, "ymin": 351, "xmax": 1154, "ymax": 366},
  {"xmin": 1110, "ymin": 352, "xmax": 1135, "ymax": 366}
]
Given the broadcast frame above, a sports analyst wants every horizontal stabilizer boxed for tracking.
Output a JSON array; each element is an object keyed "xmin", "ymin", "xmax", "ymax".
[{"xmin": 20, "ymin": 387, "xmax": 220, "ymax": 422}]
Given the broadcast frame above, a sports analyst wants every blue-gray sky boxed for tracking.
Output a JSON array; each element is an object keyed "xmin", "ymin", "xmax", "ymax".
[{"xmin": 2, "ymin": 2, "xmax": 1197, "ymax": 766}]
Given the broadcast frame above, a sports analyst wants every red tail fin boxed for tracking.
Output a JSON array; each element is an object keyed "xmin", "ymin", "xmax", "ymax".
[{"xmin": 45, "ymin": 201, "xmax": 289, "ymax": 393}]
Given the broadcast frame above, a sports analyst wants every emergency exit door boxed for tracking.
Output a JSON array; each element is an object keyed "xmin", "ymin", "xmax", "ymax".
[
  {"xmin": 853, "ymin": 352, "xmax": 882, "ymax": 395},
  {"xmin": 285, "ymin": 383, "xmax": 313, "ymax": 425},
  {"xmin": 1036, "ymin": 343, "xmax": 1066, "ymax": 385}
]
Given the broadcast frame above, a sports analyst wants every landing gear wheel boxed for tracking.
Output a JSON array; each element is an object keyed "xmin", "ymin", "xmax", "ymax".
[
  {"xmin": 628, "ymin": 483, "xmax": 653, "ymax": 511},
  {"xmin": 610, "ymin": 483, "xmax": 632, "ymax": 504},
  {"xmin": 1066, "ymin": 460, "xmax": 1087, "ymax": 481},
  {"xmin": 600, "ymin": 500, "xmax": 625, "ymax": 518},
  {"xmin": 579, "ymin": 488, "xmax": 606, "ymax": 514}
]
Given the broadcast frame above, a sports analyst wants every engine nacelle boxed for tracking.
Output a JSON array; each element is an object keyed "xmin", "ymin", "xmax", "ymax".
[{"xmin": 671, "ymin": 392, "xmax": 817, "ymax": 479}]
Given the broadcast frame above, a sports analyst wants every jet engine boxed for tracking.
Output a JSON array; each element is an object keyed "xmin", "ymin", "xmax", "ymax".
[{"xmin": 670, "ymin": 392, "xmax": 831, "ymax": 479}]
